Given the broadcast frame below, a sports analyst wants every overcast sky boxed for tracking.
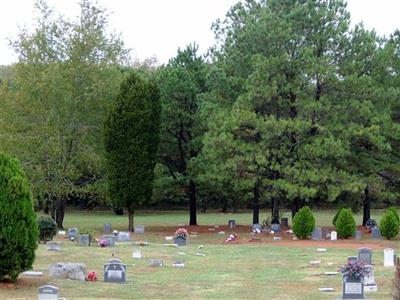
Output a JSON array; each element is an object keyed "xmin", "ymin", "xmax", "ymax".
[{"xmin": 0, "ymin": 0, "xmax": 399, "ymax": 65}]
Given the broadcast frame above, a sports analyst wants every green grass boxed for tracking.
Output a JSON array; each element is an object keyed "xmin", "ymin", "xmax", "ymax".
[{"xmin": 1, "ymin": 210, "xmax": 398, "ymax": 300}]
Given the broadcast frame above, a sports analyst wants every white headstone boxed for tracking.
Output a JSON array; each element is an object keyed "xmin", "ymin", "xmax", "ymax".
[
  {"xmin": 384, "ymin": 248, "xmax": 395, "ymax": 267},
  {"xmin": 132, "ymin": 249, "xmax": 142, "ymax": 259},
  {"xmin": 330, "ymin": 231, "xmax": 337, "ymax": 241}
]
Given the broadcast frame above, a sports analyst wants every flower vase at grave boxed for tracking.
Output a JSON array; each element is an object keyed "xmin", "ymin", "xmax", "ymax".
[{"xmin": 342, "ymin": 276, "xmax": 364, "ymax": 299}]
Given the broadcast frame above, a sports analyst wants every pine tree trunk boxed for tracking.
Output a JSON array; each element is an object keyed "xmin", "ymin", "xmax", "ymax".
[
  {"xmin": 128, "ymin": 210, "xmax": 134, "ymax": 232},
  {"xmin": 51, "ymin": 197, "xmax": 65, "ymax": 229},
  {"xmin": 362, "ymin": 187, "xmax": 371, "ymax": 226},
  {"xmin": 291, "ymin": 198, "xmax": 301, "ymax": 220},
  {"xmin": 271, "ymin": 198, "xmax": 280, "ymax": 223},
  {"xmin": 189, "ymin": 180, "xmax": 197, "ymax": 225},
  {"xmin": 253, "ymin": 180, "xmax": 260, "ymax": 224}
]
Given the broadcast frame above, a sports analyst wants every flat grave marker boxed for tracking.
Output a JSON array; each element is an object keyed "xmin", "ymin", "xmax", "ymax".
[
  {"xmin": 148, "ymin": 259, "xmax": 163, "ymax": 267},
  {"xmin": 47, "ymin": 242, "xmax": 61, "ymax": 251}
]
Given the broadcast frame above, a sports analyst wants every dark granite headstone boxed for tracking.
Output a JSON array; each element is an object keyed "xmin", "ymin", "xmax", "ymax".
[
  {"xmin": 347, "ymin": 256, "xmax": 358, "ymax": 264},
  {"xmin": 311, "ymin": 227, "xmax": 322, "ymax": 240},
  {"xmin": 280, "ymin": 218, "xmax": 289, "ymax": 227},
  {"xmin": 104, "ymin": 260, "xmax": 126, "ymax": 283},
  {"xmin": 67, "ymin": 228, "xmax": 79, "ymax": 240},
  {"xmin": 371, "ymin": 227, "xmax": 381, "ymax": 239},
  {"xmin": 358, "ymin": 248, "xmax": 372, "ymax": 265},
  {"xmin": 103, "ymin": 223, "xmax": 112, "ymax": 234},
  {"xmin": 77, "ymin": 234, "xmax": 90, "ymax": 246},
  {"xmin": 228, "ymin": 220, "xmax": 236, "ymax": 229},
  {"xmin": 38, "ymin": 285, "xmax": 59, "ymax": 300},
  {"xmin": 271, "ymin": 223, "xmax": 280, "ymax": 233},
  {"xmin": 342, "ymin": 276, "xmax": 364, "ymax": 299},
  {"xmin": 355, "ymin": 230, "xmax": 362, "ymax": 240},
  {"xmin": 101, "ymin": 235, "xmax": 115, "ymax": 247}
]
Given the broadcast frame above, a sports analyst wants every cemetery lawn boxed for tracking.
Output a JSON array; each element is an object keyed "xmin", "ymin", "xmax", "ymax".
[{"xmin": 1, "ymin": 210, "xmax": 398, "ymax": 300}]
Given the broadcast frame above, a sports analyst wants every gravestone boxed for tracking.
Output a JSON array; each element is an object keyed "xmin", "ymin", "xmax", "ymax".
[
  {"xmin": 311, "ymin": 227, "xmax": 322, "ymax": 240},
  {"xmin": 355, "ymin": 230, "xmax": 362, "ymax": 240},
  {"xmin": 347, "ymin": 256, "xmax": 358, "ymax": 264},
  {"xmin": 252, "ymin": 224, "xmax": 262, "ymax": 233},
  {"xmin": 67, "ymin": 228, "xmax": 79, "ymax": 240},
  {"xmin": 384, "ymin": 248, "xmax": 395, "ymax": 267},
  {"xmin": 371, "ymin": 227, "xmax": 381, "ymax": 239},
  {"xmin": 358, "ymin": 248, "xmax": 372, "ymax": 265},
  {"xmin": 117, "ymin": 231, "xmax": 130, "ymax": 242},
  {"xmin": 342, "ymin": 276, "xmax": 364, "ymax": 299},
  {"xmin": 38, "ymin": 285, "xmax": 59, "ymax": 300},
  {"xmin": 77, "ymin": 234, "xmax": 90, "ymax": 246},
  {"xmin": 132, "ymin": 248, "xmax": 142, "ymax": 259},
  {"xmin": 104, "ymin": 260, "xmax": 126, "ymax": 283},
  {"xmin": 49, "ymin": 263, "xmax": 86, "ymax": 281},
  {"xmin": 280, "ymin": 217, "xmax": 289, "ymax": 228},
  {"xmin": 228, "ymin": 220, "xmax": 236, "ymax": 229},
  {"xmin": 330, "ymin": 231, "xmax": 337, "ymax": 241},
  {"xmin": 271, "ymin": 223, "xmax": 280, "ymax": 233},
  {"xmin": 134, "ymin": 224, "xmax": 145, "ymax": 234},
  {"xmin": 101, "ymin": 235, "xmax": 115, "ymax": 247},
  {"xmin": 363, "ymin": 265, "xmax": 378, "ymax": 292},
  {"xmin": 172, "ymin": 260, "xmax": 185, "ymax": 268},
  {"xmin": 148, "ymin": 259, "xmax": 163, "ymax": 267},
  {"xmin": 58, "ymin": 230, "xmax": 66, "ymax": 236},
  {"xmin": 103, "ymin": 223, "xmax": 112, "ymax": 234},
  {"xmin": 47, "ymin": 242, "xmax": 61, "ymax": 251}
]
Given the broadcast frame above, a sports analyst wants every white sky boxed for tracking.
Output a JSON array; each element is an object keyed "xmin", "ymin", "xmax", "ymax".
[{"xmin": 0, "ymin": 0, "xmax": 399, "ymax": 66}]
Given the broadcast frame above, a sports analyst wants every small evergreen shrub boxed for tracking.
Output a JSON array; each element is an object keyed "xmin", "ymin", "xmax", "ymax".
[
  {"xmin": 335, "ymin": 208, "xmax": 356, "ymax": 239},
  {"xmin": 388, "ymin": 207, "xmax": 400, "ymax": 224},
  {"xmin": 332, "ymin": 208, "xmax": 345, "ymax": 226},
  {"xmin": 380, "ymin": 210, "xmax": 400, "ymax": 240},
  {"xmin": 293, "ymin": 206, "xmax": 315, "ymax": 239},
  {"xmin": 0, "ymin": 153, "xmax": 38, "ymax": 281},
  {"xmin": 37, "ymin": 216, "xmax": 57, "ymax": 242}
]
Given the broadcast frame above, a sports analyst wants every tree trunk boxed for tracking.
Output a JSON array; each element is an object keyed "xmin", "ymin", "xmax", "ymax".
[
  {"xmin": 189, "ymin": 180, "xmax": 197, "ymax": 225},
  {"xmin": 291, "ymin": 198, "xmax": 301, "ymax": 220},
  {"xmin": 271, "ymin": 198, "xmax": 280, "ymax": 223},
  {"xmin": 128, "ymin": 210, "xmax": 134, "ymax": 232},
  {"xmin": 51, "ymin": 197, "xmax": 65, "ymax": 229},
  {"xmin": 253, "ymin": 180, "xmax": 260, "ymax": 224},
  {"xmin": 362, "ymin": 187, "xmax": 371, "ymax": 226}
]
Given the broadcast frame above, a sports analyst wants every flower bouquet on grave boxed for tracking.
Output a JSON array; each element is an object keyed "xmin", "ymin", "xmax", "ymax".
[
  {"xmin": 225, "ymin": 233, "xmax": 237, "ymax": 243},
  {"xmin": 98, "ymin": 239, "xmax": 108, "ymax": 247},
  {"xmin": 87, "ymin": 271, "xmax": 97, "ymax": 281},
  {"xmin": 365, "ymin": 219, "xmax": 377, "ymax": 232},
  {"xmin": 339, "ymin": 260, "xmax": 369, "ymax": 280},
  {"xmin": 174, "ymin": 228, "xmax": 189, "ymax": 240}
]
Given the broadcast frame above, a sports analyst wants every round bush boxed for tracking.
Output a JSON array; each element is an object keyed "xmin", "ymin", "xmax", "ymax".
[
  {"xmin": 0, "ymin": 153, "xmax": 38, "ymax": 281},
  {"xmin": 388, "ymin": 207, "xmax": 400, "ymax": 224},
  {"xmin": 380, "ymin": 210, "xmax": 400, "ymax": 240},
  {"xmin": 335, "ymin": 208, "xmax": 356, "ymax": 239},
  {"xmin": 293, "ymin": 206, "xmax": 315, "ymax": 239},
  {"xmin": 332, "ymin": 208, "xmax": 345, "ymax": 226},
  {"xmin": 37, "ymin": 216, "xmax": 57, "ymax": 242}
]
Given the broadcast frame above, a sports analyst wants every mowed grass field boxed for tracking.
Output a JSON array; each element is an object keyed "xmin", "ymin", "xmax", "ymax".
[{"xmin": 1, "ymin": 210, "xmax": 399, "ymax": 300}]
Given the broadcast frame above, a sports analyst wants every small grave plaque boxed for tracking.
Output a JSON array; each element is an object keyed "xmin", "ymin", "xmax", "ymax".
[
  {"xmin": 330, "ymin": 231, "xmax": 337, "ymax": 241},
  {"xmin": 77, "ymin": 234, "xmax": 90, "ymax": 246},
  {"xmin": 38, "ymin": 285, "xmax": 59, "ymax": 300},
  {"xmin": 117, "ymin": 231, "xmax": 130, "ymax": 242},
  {"xmin": 384, "ymin": 248, "xmax": 394, "ymax": 267},
  {"xmin": 311, "ymin": 227, "xmax": 322, "ymax": 240},
  {"xmin": 148, "ymin": 259, "xmax": 163, "ymax": 267},
  {"xmin": 134, "ymin": 224, "xmax": 145, "ymax": 234},
  {"xmin": 101, "ymin": 235, "xmax": 115, "ymax": 247},
  {"xmin": 273, "ymin": 236, "xmax": 281, "ymax": 241},
  {"xmin": 371, "ymin": 227, "xmax": 381, "ymax": 239},
  {"xmin": 47, "ymin": 242, "xmax": 61, "ymax": 251},
  {"xmin": 228, "ymin": 220, "xmax": 236, "ymax": 228},
  {"xmin": 281, "ymin": 217, "xmax": 289, "ymax": 227},
  {"xmin": 104, "ymin": 260, "xmax": 126, "ymax": 283},
  {"xmin": 358, "ymin": 248, "xmax": 372, "ymax": 265},
  {"xmin": 172, "ymin": 260, "xmax": 185, "ymax": 268},
  {"xmin": 103, "ymin": 223, "xmax": 112, "ymax": 234},
  {"xmin": 67, "ymin": 228, "xmax": 79, "ymax": 240},
  {"xmin": 132, "ymin": 249, "xmax": 142, "ymax": 259},
  {"xmin": 165, "ymin": 236, "xmax": 173, "ymax": 241},
  {"xmin": 318, "ymin": 287, "xmax": 334, "ymax": 292}
]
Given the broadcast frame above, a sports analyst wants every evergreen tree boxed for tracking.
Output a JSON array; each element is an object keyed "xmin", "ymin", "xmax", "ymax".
[
  {"xmin": 0, "ymin": 153, "xmax": 38, "ymax": 281},
  {"xmin": 104, "ymin": 72, "xmax": 160, "ymax": 231}
]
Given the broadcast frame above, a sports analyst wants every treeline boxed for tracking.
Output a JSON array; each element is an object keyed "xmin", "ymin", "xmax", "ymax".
[{"xmin": 0, "ymin": 0, "xmax": 399, "ymax": 228}]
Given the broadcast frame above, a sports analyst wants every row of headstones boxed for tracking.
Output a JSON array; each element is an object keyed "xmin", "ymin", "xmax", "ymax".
[
  {"xmin": 103, "ymin": 224, "xmax": 145, "ymax": 234},
  {"xmin": 310, "ymin": 227, "xmax": 382, "ymax": 240},
  {"xmin": 228, "ymin": 218, "xmax": 290, "ymax": 230}
]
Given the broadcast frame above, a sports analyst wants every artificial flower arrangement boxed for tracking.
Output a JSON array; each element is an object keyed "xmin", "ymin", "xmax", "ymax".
[
  {"xmin": 87, "ymin": 271, "xmax": 97, "ymax": 281},
  {"xmin": 174, "ymin": 228, "xmax": 189, "ymax": 240},
  {"xmin": 98, "ymin": 239, "xmax": 108, "ymax": 247},
  {"xmin": 339, "ymin": 260, "xmax": 370, "ymax": 280}
]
